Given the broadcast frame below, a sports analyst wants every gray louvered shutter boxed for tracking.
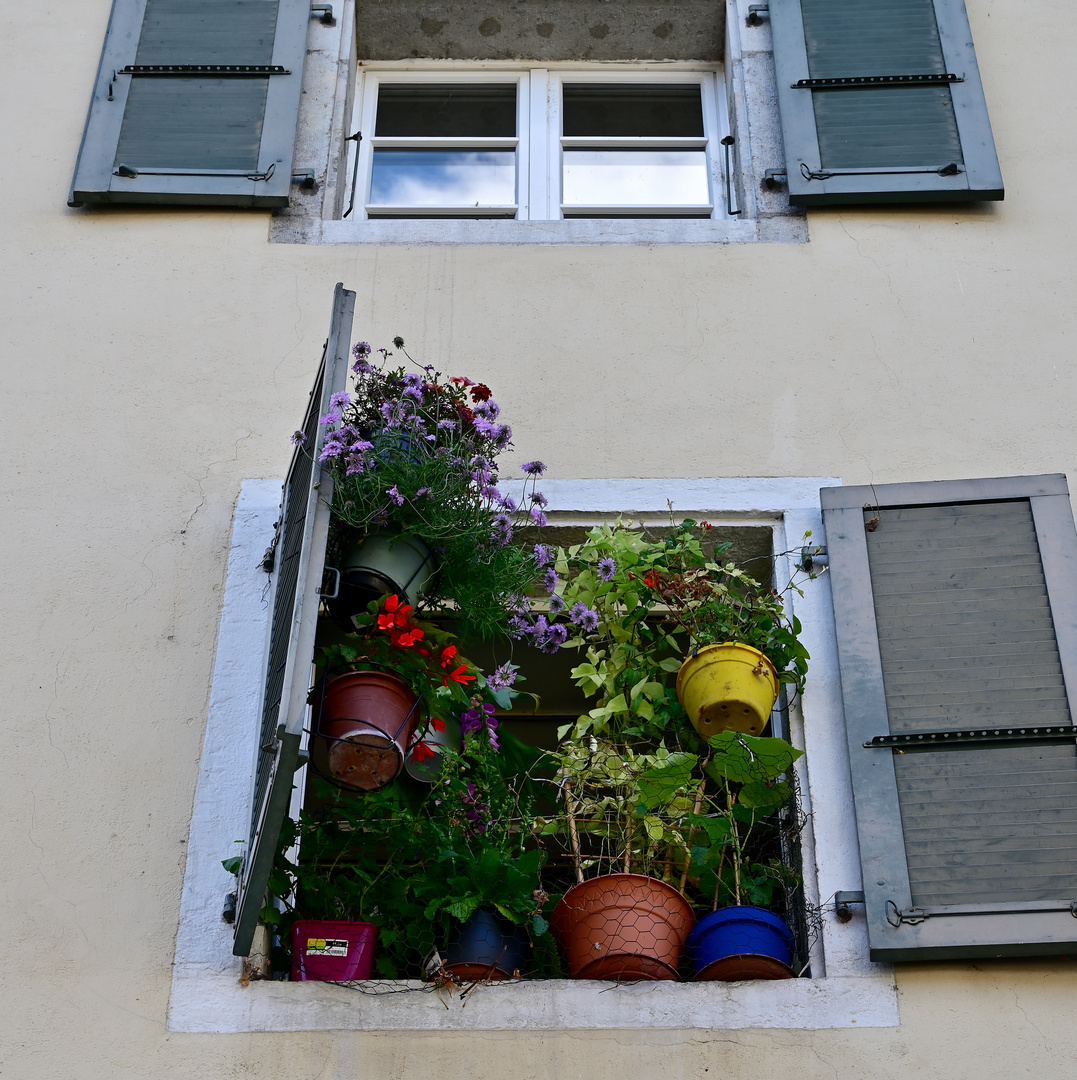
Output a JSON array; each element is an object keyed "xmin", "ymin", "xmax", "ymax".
[
  {"xmin": 823, "ymin": 475, "xmax": 1077, "ymax": 961},
  {"xmin": 69, "ymin": 0, "xmax": 309, "ymax": 207},
  {"xmin": 771, "ymin": 0, "xmax": 1003, "ymax": 205},
  {"xmin": 232, "ymin": 283, "xmax": 353, "ymax": 957}
]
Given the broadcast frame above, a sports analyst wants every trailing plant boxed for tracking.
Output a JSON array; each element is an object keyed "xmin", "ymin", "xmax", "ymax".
[{"xmin": 305, "ymin": 337, "xmax": 549, "ymax": 638}]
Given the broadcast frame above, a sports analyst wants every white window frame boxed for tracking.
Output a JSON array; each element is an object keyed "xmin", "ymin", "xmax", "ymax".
[
  {"xmin": 168, "ymin": 477, "xmax": 898, "ymax": 1033},
  {"xmin": 349, "ymin": 65, "xmax": 730, "ymax": 223}
]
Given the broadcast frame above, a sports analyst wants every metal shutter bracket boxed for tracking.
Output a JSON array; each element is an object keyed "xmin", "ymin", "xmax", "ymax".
[
  {"xmin": 793, "ymin": 73, "xmax": 962, "ymax": 89},
  {"xmin": 888, "ymin": 899, "xmax": 1077, "ymax": 926},
  {"xmin": 864, "ymin": 725, "xmax": 1077, "ymax": 749}
]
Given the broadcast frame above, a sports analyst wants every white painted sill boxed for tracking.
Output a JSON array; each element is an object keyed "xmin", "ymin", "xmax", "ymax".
[{"xmin": 168, "ymin": 477, "xmax": 898, "ymax": 1033}]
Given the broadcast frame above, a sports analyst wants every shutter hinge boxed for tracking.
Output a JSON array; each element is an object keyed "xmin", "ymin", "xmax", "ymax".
[
  {"xmin": 746, "ymin": 5, "xmax": 769, "ymax": 26},
  {"xmin": 763, "ymin": 169, "xmax": 787, "ymax": 190},
  {"xmin": 889, "ymin": 899, "xmax": 1077, "ymax": 925},
  {"xmin": 834, "ymin": 891, "xmax": 864, "ymax": 922},
  {"xmin": 311, "ymin": 4, "xmax": 336, "ymax": 24},
  {"xmin": 222, "ymin": 892, "xmax": 237, "ymax": 924},
  {"xmin": 799, "ymin": 544, "xmax": 828, "ymax": 572},
  {"xmin": 292, "ymin": 169, "xmax": 317, "ymax": 190},
  {"xmin": 317, "ymin": 566, "xmax": 341, "ymax": 600},
  {"xmin": 801, "ymin": 162, "xmax": 962, "ymax": 182}
]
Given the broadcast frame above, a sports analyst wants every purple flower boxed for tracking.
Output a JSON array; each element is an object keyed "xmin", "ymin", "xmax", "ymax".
[
  {"xmin": 290, "ymin": 430, "xmax": 307, "ymax": 446},
  {"xmin": 499, "ymin": 494, "xmax": 517, "ymax": 512},
  {"xmin": 460, "ymin": 703, "xmax": 499, "ymax": 751},
  {"xmin": 487, "ymin": 663, "xmax": 518, "ymax": 690},
  {"xmin": 598, "ymin": 557, "xmax": 616, "ymax": 582},
  {"xmin": 386, "ymin": 485, "xmax": 405, "ymax": 506},
  {"xmin": 319, "ymin": 411, "xmax": 341, "ymax": 426},
  {"xmin": 508, "ymin": 614, "xmax": 531, "ymax": 638},
  {"xmin": 531, "ymin": 492, "xmax": 548, "ymax": 508},
  {"xmin": 545, "ymin": 624, "xmax": 569, "ymax": 651},
  {"xmin": 543, "ymin": 567, "xmax": 559, "ymax": 594},
  {"xmin": 548, "ymin": 593, "xmax": 565, "ymax": 615},
  {"xmin": 473, "ymin": 399, "xmax": 500, "ymax": 420},
  {"xmin": 437, "ymin": 419, "xmax": 457, "ymax": 431},
  {"xmin": 521, "ymin": 461, "xmax": 545, "ymax": 476},
  {"xmin": 533, "ymin": 544, "xmax": 553, "ymax": 568},
  {"xmin": 349, "ymin": 439, "xmax": 373, "ymax": 453},
  {"xmin": 482, "ymin": 485, "xmax": 502, "ymax": 502},
  {"xmin": 319, "ymin": 437, "xmax": 345, "ymax": 461},
  {"xmin": 353, "ymin": 341, "xmax": 371, "ymax": 358},
  {"xmin": 473, "ymin": 416, "xmax": 501, "ymax": 440},
  {"xmin": 345, "ymin": 454, "xmax": 366, "ymax": 476},
  {"xmin": 329, "ymin": 391, "xmax": 351, "ymax": 410},
  {"xmin": 569, "ymin": 603, "xmax": 600, "ymax": 632},
  {"xmin": 416, "ymin": 486, "xmax": 431, "ymax": 498},
  {"xmin": 491, "ymin": 513, "xmax": 513, "ymax": 546},
  {"xmin": 530, "ymin": 506, "xmax": 548, "ymax": 527}
]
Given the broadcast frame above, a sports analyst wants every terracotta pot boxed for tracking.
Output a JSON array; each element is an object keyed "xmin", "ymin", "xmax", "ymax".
[
  {"xmin": 550, "ymin": 874, "xmax": 695, "ymax": 981},
  {"xmin": 311, "ymin": 671, "xmax": 421, "ymax": 791},
  {"xmin": 676, "ymin": 642, "xmax": 779, "ymax": 738}
]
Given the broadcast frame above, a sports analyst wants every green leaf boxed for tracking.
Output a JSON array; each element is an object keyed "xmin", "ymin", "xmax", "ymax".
[
  {"xmin": 221, "ymin": 857, "xmax": 242, "ymax": 875},
  {"xmin": 447, "ymin": 896, "xmax": 482, "ymax": 922}
]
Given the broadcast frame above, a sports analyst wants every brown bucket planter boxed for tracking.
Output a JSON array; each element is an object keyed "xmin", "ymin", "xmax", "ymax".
[
  {"xmin": 311, "ymin": 671, "xmax": 420, "ymax": 792},
  {"xmin": 550, "ymin": 874, "xmax": 695, "ymax": 981}
]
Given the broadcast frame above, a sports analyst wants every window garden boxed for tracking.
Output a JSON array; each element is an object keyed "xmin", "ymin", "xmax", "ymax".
[{"xmin": 225, "ymin": 337, "xmax": 816, "ymax": 989}]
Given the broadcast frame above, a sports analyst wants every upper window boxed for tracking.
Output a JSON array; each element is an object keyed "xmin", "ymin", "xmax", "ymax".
[{"xmin": 351, "ymin": 69, "xmax": 728, "ymax": 221}]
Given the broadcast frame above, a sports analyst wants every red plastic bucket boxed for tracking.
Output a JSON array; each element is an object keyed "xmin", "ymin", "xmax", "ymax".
[
  {"xmin": 290, "ymin": 919, "xmax": 377, "ymax": 981},
  {"xmin": 312, "ymin": 671, "xmax": 420, "ymax": 791}
]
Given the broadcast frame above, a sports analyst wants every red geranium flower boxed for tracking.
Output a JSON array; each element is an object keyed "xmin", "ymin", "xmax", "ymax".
[
  {"xmin": 642, "ymin": 571, "xmax": 659, "ymax": 589},
  {"xmin": 469, "ymin": 383, "xmax": 492, "ymax": 402}
]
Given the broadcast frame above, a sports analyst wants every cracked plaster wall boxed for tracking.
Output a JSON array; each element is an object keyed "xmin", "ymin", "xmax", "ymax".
[{"xmin": 4, "ymin": 0, "xmax": 1077, "ymax": 1076}]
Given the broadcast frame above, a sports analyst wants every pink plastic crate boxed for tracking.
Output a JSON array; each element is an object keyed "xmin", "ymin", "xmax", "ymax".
[{"xmin": 290, "ymin": 919, "xmax": 377, "ymax": 981}]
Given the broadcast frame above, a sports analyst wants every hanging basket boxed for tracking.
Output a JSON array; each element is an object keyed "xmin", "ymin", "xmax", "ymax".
[
  {"xmin": 685, "ymin": 906, "xmax": 796, "ymax": 981},
  {"xmin": 676, "ymin": 642, "xmax": 779, "ymax": 738},
  {"xmin": 311, "ymin": 671, "xmax": 421, "ymax": 792},
  {"xmin": 550, "ymin": 874, "xmax": 695, "ymax": 981},
  {"xmin": 329, "ymin": 532, "xmax": 437, "ymax": 627}
]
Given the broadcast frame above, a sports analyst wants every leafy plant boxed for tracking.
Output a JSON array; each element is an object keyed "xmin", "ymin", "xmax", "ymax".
[{"xmin": 306, "ymin": 338, "xmax": 549, "ymax": 638}]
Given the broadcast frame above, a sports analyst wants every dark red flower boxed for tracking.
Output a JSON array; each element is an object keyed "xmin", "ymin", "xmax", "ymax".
[{"xmin": 470, "ymin": 383, "xmax": 492, "ymax": 402}]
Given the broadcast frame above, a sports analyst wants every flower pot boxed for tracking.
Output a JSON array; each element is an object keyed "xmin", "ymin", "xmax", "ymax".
[
  {"xmin": 290, "ymin": 919, "xmax": 377, "ymax": 981},
  {"xmin": 330, "ymin": 532, "xmax": 437, "ymax": 626},
  {"xmin": 550, "ymin": 874, "xmax": 695, "ymax": 981},
  {"xmin": 686, "ymin": 906, "xmax": 796, "ymax": 981},
  {"xmin": 676, "ymin": 642, "xmax": 780, "ymax": 738},
  {"xmin": 311, "ymin": 671, "xmax": 421, "ymax": 791},
  {"xmin": 404, "ymin": 714, "xmax": 462, "ymax": 783},
  {"xmin": 443, "ymin": 907, "xmax": 531, "ymax": 981}
]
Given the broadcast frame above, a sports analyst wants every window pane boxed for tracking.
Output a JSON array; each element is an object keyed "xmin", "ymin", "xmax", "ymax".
[
  {"xmin": 374, "ymin": 85, "xmax": 517, "ymax": 137},
  {"xmin": 562, "ymin": 85, "xmax": 704, "ymax": 137},
  {"xmin": 562, "ymin": 149, "xmax": 709, "ymax": 206},
  {"xmin": 370, "ymin": 150, "xmax": 516, "ymax": 206}
]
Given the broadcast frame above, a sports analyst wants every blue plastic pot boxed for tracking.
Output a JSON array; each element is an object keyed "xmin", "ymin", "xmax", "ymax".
[
  {"xmin": 443, "ymin": 908, "xmax": 531, "ymax": 981},
  {"xmin": 686, "ymin": 906, "xmax": 795, "ymax": 981}
]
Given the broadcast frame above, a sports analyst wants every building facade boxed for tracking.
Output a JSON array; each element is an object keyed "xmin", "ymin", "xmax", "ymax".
[{"xmin": 4, "ymin": 0, "xmax": 1077, "ymax": 1075}]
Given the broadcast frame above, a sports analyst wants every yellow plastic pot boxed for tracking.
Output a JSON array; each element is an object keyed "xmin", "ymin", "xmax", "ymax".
[{"xmin": 676, "ymin": 643, "xmax": 779, "ymax": 738}]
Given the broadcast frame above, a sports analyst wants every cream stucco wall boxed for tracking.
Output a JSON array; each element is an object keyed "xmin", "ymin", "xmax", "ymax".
[{"xmin": 3, "ymin": 0, "xmax": 1077, "ymax": 1077}]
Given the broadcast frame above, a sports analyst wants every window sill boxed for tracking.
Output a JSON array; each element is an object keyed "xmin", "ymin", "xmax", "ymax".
[
  {"xmin": 169, "ymin": 477, "xmax": 896, "ymax": 1034},
  {"xmin": 269, "ymin": 215, "xmax": 807, "ymax": 246}
]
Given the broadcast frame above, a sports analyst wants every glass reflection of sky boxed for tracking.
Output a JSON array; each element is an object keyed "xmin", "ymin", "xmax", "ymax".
[
  {"xmin": 370, "ymin": 150, "xmax": 516, "ymax": 206},
  {"xmin": 562, "ymin": 150, "xmax": 709, "ymax": 206}
]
